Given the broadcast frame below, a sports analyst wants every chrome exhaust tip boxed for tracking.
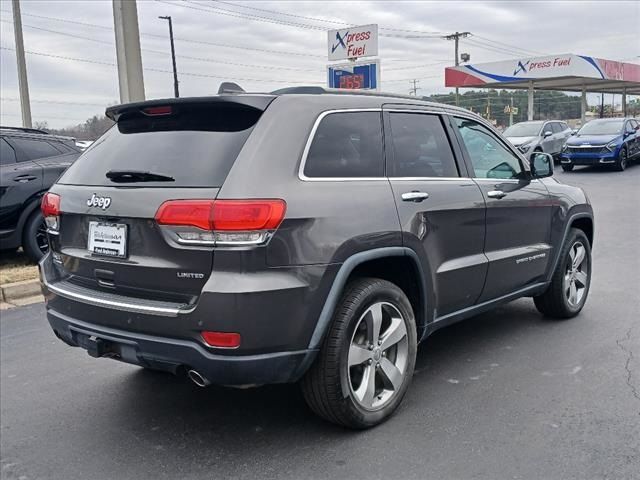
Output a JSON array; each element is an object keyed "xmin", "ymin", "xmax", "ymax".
[{"xmin": 187, "ymin": 369, "xmax": 210, "ymax": 387}]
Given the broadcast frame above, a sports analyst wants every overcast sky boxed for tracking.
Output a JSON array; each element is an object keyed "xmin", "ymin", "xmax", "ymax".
[{"xmin": 0, "ymin": 0, "xmax": 638, "ymax": 128}]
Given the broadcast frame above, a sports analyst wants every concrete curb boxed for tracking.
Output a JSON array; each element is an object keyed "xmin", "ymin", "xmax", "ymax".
[{"xmin": 0, "ymin": 279, "xmax": 42, "ymax": 303}]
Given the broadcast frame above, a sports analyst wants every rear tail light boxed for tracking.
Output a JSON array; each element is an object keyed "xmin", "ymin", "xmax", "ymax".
[
  {"xmin": 201, "ymin": 331, "xmax": 241, "ymax": 349},
  {"xmin": 155, "ymin": 199, "xmax": 286, "ymax": 246},
  {"xmin": 41, "ymin": 192, "xmax": 61, "ymax": 231}
]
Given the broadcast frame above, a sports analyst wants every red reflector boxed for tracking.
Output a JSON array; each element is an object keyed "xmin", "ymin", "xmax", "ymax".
[
  {"xmin": 201, "ymin": 331, "xmax": 241, "ymax": 348},
  {"xmin": 41, "ymin": 192, "xmax": 60, "ymax": 217},
  {"xmin": 154, "ymin": 199, "xmax": 286, "ymax": 231},
  {"xmin": 155, "ymin": 200, "xmax": 215, "ymax": 230},
  {"xmin": 143, "ymin": 106, "xmax": 172, "ymax": 116},
  {"xmin": 212, "ymin": 200, "xmax": 286, "ymax": 231}
]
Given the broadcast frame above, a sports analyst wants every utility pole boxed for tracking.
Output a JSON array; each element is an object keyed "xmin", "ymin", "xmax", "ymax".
[
  {"xmin": 509, "ymin": 95, "xmax": 514, "ymax": 126},
  {"xmin": 409, "ymin": 79, "xmax": 420, "ymax": 96},
  {"xmin": 159, "ymin": 15, "xmax": 179, "ymax": 98},
  {"xmin": 600, "ymin": 93, "xmax": 604, "ymax": 118},
  {"xmin": 444, "ymin": 31, "xmax": 471, "ymax": 106},
  {"xmin": 12, "ymin": 0, "xmax": 32, "ymax": 128},
  {"xmin": 113, "ymin": 0, "xmax": 145, "ymax": 103}
]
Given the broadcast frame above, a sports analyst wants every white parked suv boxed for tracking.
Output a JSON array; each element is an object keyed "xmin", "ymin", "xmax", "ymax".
[{"xmin": 504, "ymin": 120, "xmax": 572, "ymax": 159}]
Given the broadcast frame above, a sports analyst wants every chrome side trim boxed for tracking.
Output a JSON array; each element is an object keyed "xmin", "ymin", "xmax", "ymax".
[{"xmin": 43, "ymin": 278, "xmax": 195, "ymax": 317}]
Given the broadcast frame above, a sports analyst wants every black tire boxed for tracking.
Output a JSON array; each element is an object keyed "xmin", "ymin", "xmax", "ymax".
[
  {"xmin": 614, "ymin": 147, "xmax": 627, "ymax": 172},
  {"xmin": 301, "ymin": 277, "xmax": 417, "ymax": 429},
  {"xmin": 22, "ymin": 210, "xmax": 49, "ymax": 262},
  {"xmin": 561, "ymin": 164, "xmax": 574, "ymax": 172},
  {"xmin": 534, "ymin": 228, "xmax": 591, "ymax": 319}
]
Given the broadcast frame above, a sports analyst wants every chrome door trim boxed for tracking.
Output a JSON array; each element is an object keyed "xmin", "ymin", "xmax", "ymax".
[{"xmin": 297, "ymin": 108, "xmax": 385, "ymax": 182}]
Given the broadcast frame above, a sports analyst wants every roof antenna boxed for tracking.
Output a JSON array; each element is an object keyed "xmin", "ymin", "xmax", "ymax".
[{"xmin": 218, "ymin": 82, "xmax": 245, "ymax": 94}]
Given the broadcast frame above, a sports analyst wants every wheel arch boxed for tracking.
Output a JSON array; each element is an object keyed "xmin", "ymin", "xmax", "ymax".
[
  {"xmin": 571, "ymin": 216, "xmax": 593, "ymax": 247},
  {"xmin": 545, "ymin": 211, "xmax": 594, "ymax": 284},
  {"xmin": 307, "ymin": 247, "xmax": 430, "ymax": 350}
]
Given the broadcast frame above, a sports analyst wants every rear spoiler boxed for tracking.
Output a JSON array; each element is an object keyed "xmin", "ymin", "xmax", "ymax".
[{"xmin": 106, "ymin": 95, "xmax": 276, "ymax": 122}]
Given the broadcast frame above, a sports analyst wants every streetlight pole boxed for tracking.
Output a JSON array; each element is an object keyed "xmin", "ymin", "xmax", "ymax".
[{"xmin": 159, "ymin": 15, "xmax": 179, "ymax": 98}]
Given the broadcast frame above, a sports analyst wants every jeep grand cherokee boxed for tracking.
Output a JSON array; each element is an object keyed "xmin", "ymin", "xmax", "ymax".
[{"xmin": 40, "ymin": 88, "xmax": 594, "ymax": 428}]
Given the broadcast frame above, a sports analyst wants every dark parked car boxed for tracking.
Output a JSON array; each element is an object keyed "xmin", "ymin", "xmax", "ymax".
[
  {"xmin": 0, "ymin": 127, "xmax": 81, "ymax": 260},
  {"xmin": 40, "ymin": 89, "xmax": 594, "ymax": 428},
  {"xmin": 560, "ymin": 117, "xmax": 640, "ymax": 171}
]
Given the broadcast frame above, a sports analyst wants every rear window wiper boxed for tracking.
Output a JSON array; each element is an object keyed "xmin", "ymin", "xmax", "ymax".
[{"xmin": 106, "ymin": 170, "xmax": 175, "ymax": 183}]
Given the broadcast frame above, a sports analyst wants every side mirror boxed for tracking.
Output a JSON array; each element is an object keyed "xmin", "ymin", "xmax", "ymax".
[
  {"xmin": 530, "ymin": 152, "xmax": 554, "ymax": 178},
  {"xmin": 571, "ymin": 130, "xmax": 578, "ymax": 136},
  {"xmin": 543, "ymin": 130, "xmax": 553, "ymax": 138}
]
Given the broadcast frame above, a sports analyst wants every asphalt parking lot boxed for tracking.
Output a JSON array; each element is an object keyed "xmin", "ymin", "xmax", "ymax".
[{"xmin": 1, "ymin": 164, "xmax": 639, "ymax": 480}]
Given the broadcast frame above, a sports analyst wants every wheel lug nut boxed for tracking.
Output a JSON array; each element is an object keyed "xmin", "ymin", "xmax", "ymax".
[
  {"xmin": 378, "ymin": 340, "xmax": 382, "ymax": 346},
  {"xmin": 368, "ymin": 345, "xmax": 373, "ymax": 351},
  {"xmin": 382, "ymin": 351, "xmax": 386, "ymax": 357},
  {"xmin": 368, "ymin": 359, "xmax": 373, "ymax": 365}
]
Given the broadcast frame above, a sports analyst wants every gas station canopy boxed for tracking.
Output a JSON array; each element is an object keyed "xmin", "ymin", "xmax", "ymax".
[
  {"xmin": 445, "ymin": 54, "xmax": 639, "ymax": 121},
  {"xmin": 445, "ymin": 54, "xmax": 640, "ymax": 94}
]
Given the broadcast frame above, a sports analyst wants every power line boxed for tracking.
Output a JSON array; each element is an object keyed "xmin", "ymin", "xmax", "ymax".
[
  {"xmin": 0, "ymin": 18, "xmax": 113, "ymax": 45},
  {"xmin": 1, "ymin": 97, "xmax": 111, "ymax": 107},
  {"xmin": 163, "ymin": 0, "xmax": 443, "ymax": 38},
  {"xmin": 463, "ymin": 37, "xmax": 541, "ymax": 59},
  {"xmin": 0, "ymin": 17, "xmax": 451, "ymax": 77},
  {"xmin": 209, "ymin": 0, "xmax": 444, "ymax": 35},
  {"xmin": 471, "ymin": 34, "xmax": 547, "ymax": 56},
  {"xmin": 0, "ymin": 112, "xmax": 92, "ymax": 121},
  {"xmin": 0, "ymin": 12, "xmax": 326, "ymax": 58},
  {"xmin": 0, "ymin": 46, "xmax": 323, "ymax": 84}
]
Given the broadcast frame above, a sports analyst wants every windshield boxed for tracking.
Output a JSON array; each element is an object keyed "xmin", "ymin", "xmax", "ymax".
[
  {"xmin": 503, "ymin": 122, "xmax": 544, "ymax": 137},
  {"xmin": 578, "ymin": 120, "xmax": 624, "ymax": 136}
]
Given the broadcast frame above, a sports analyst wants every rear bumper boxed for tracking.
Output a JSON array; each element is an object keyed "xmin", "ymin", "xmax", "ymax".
[{"xmin": 47, "ymin": 307, "xmax": 317, "ymax": 385}]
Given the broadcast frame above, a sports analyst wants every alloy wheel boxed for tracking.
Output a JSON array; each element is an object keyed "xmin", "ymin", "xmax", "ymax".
[
  {"xmin": 620, "ymin": 149, "xmax": 627, "ymax": 170},
  {"xmin": 347, "ymin": 302, "xmax": 409, "ymax": 410},
  {"xmin": 35, "ymin": 220, "xmax": 49, "ymax": 254},
  {"xmin": 564, "ymin": 241, "xmax": 589, "ymax": 307}
]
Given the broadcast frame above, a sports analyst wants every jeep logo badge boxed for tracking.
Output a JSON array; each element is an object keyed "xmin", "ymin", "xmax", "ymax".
[{"xmin": 87, "ymin": 193, "xmax": 112, "ymax": 210}]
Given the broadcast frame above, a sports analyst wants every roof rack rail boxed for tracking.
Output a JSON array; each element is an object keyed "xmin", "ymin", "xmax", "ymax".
[
  {"xmin": 0, "ymin": 126, "xmax": 49, "ymax": 134},
  {"xmin": 270, "ymin": 86, "xmax": 461, "ymax": 105}
]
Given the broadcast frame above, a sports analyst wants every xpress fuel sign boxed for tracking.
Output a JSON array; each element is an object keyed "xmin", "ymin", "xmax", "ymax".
[{"xmin": 328, "ymin": 24, "xmax": 378, "ymax": 61}]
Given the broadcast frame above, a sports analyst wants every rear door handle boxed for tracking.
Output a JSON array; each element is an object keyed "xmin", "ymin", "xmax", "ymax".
[
  {"xmin": 487, "ymin": 190, "xmax": 507, "ymax": 199},
  {"xmin": 401, "ymin": 191, "xmax": 429, "ymax": 202},
  {"xmin": 13, "ymin": 175, "xmax": 37, "ymax": 182}
]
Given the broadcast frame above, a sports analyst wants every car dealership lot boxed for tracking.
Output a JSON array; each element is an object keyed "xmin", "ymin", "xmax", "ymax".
[{"xmin": 1, "ymin": 165, "xmax": 639, "ymax": 480}]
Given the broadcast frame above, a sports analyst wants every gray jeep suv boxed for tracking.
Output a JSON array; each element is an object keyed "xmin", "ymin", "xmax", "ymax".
[{"xmin": 40, "ymin": 88, "xmax": 594, "ymax": 428}]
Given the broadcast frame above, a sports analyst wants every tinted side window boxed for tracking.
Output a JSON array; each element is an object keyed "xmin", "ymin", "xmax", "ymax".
[
  {"xmin": 626, "ymin": 121, "xmax": 636, "ymax": 133},
  {"xmin": 551, "ymin": 123, "xmax": 563, "ymax": 134},
  {"xmin": 455, "ymin": 117, "xmax": 524, "ymax": 179},
  {"xmin": 1, "ymin": 138, "xmax": 17, "ymax": 165},
  {"xmin": 304, "ymin": 112, "xmax": 383, "ymax": 178},
  {"xmin": 388, "ymin": 113, "xmax": 458, "ymax": 178},
  {"xmin": 8, "ymin": 137, "xmax": 61, "ymax": 161}
]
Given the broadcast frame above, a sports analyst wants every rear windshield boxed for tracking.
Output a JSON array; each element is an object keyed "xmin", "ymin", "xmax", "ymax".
[{"xmin": 58, "ymin": 104, "xmax": 261, "ymax": 187}]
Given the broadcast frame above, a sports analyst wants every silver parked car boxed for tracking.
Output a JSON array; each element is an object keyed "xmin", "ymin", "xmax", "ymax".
[{"xmin": 504, "ymin": 120, "xmax": 572, "ymax": 159}]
